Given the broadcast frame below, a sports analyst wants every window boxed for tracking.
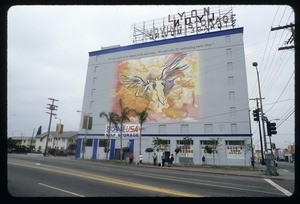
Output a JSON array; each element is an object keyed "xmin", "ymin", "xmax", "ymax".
[
  {"xmin": 231, "ymin": 123, "xmax": 237, "ymax": 133},
  {"xmin": 86, "ymin": 139, "xmax": 93, "ymax": 147},
  {"xmin": 225, "ymin": 35, "xmax": 231, "ymax": 42},
  {"xmin": 176, "ymin": 139, "xmax": 194, "ymax": 145},
  {"xmin": 91, "ymin": 88, "xmax": 96, "ymax": 97},
  {"xmin": 200, "ymin": 140, "xmax": 219, "ymax": 145},
  {"xmin": 93, "ymin": 77, "xmax": 97, "ymax": 85},
  {"xmin": 228, "ymin": 76, "xmax": 234, "ymax": 86},
  {"xmin": 226, "ymin": 48, "xmax": 232, "ymax": 57},
  {"xmin": 62, "ymin": 139, "xmax": 65, "ymax": 142},
  {"xmin": 229, "ymin": 91, "xmax": 235, "ymax": 101},
  {"xmin": 227, "ymin": 62, "xmax": 233, "ymax": 71},
  {"xmin": 99, "ymin": 139, "xmax": 107, "ymax": 147},
  {"xmin": 159, "ymin": 125, "xmax": 166, "ymax": 134},
  {"xmin": 180, "ymin": 124, "xmax": 189, "ymax": 134},
  {"xmin": 94, "ymin": 66, "xmax": 98, "ymax": 73},
  {"xmin": 226, "ymin": 140, "xmax": 244, "ymax": 145},
  {"xmin": 204, "ymin": 124, "xmax": 213, "ymax": 133},
  {"xmin": 230, "ymin": 107, "xmax": 236, "ymax": 116},
  {"xmin": 90, "ymin": 100, "xmax": 94, "ymax": 109}
]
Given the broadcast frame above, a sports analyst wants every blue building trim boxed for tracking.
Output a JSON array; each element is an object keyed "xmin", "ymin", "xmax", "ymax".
[
  {"xmin": 75, "ymin": 138, "xmax": 82, "ymax": 159},
  {"xmin": 92, "ymin": 139, "xmax": 98, "ymax": 159},
  {"xmin": 129, "ymin": 139, "xmax": 134, "ymax": 153},
  {"xmin": 78, "ymin": 133, "xmax": 252, "ymax": 137},
  {"xmin": 89, "ymin": 27, "xmax": 243, "ymax": 56},
  {"xmin": 109, "ymin": 139, "xmax": 116, "ymax": 160}
]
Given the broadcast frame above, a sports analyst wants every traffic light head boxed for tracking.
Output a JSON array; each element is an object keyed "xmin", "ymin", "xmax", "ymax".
[
  {"xmin": 252, "ymin": 109, "xmax": 259, "ymax": 121},
  {"xmin": 267, "ymin": 122, "xmax": 277, "ymax": 136}
]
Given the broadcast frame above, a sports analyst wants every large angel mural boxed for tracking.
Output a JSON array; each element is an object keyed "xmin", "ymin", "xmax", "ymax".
[
  {"xmin": 113, "ymin": 51, "xmax": 200, "ymax": 122},
  {"xmin": 120, "ymin": 53, "xmax": 190, "ymax": 105}
]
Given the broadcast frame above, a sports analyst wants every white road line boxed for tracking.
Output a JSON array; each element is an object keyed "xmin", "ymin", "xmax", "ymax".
[
  {"xmin": 38, "ymin": 183, "xmax": 85, "ymax": 197},
  {"xmin": 264, "ymin": 179, "xmax": 293, "ymax": 197}
]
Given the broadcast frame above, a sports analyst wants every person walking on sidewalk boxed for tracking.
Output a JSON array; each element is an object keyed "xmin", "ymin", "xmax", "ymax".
[
  {"xmin": 168, "ymin": 154, "xmax": 174, "ymax": 167},
  {"xmin": 129, "ymin": 152, "xmax": 134, "ymax": 164},
  {"xmin": 161, "ymin": 153, "xmax": 166, "ymax": 166},
  {"xmin": 138, "ymin": 153, "xmax": 143, "ymax": 166},
  {"xmin": 202, "ymin": 155, "xmax": 206, "ymax": 164},
  {"xmin": 153, "ymin": 152, "xmax": 157, "ymax": 166}
]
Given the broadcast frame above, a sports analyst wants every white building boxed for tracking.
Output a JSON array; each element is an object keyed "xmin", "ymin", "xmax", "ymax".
[
  {"xmin": 77, "ymin": 27, "xmax": 253, "ymax": 166},
  {"xmin": 35, "ymin": 131, "xmax": 78, "ymax": 153}
]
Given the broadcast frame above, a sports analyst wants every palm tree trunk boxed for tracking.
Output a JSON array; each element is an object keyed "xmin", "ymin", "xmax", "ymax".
[
  {"xmin": 106, "ymin": 123, "xmax": 111, "ymax": 160},
  {"xmin": 139, "ymin": 126, "xmax": 142, "ymax": 155},
  {"xmin": 120, "ymin": 122, "xmax": 123, "ymax": 162}
]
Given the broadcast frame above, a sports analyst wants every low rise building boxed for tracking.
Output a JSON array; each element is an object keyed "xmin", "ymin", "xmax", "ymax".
[{"xmin": 35, "ymin": 131, "xmax": 78, "ymax": 153}]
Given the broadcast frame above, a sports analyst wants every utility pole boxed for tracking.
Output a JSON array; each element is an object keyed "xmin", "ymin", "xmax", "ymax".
[
  {"xmin": 30, "ymin": 127, "xmax": 35, "ymax": 152},
  {"xmin": 44, "ymin": 98, "xmax": 58, "ymax": 156},
  {"xmin": 250, "ymin": 98, "xmax": 265, "ymax": 164},
  {"xmin": 271, "ymin": 23, "xmax": 295, "ymax": 51},
  {"xmin": 252, "ymin": 62, "xmax": 268, "ymax": 154},
  {"xmin": 248, "ymin": 110, "xmax": 255, "ymax": 169}
]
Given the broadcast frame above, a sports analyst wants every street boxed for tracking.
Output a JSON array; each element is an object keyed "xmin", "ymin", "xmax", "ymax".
[{"xmin": 7, "ymin": 154, "xmax": 295, "ymax": 198}]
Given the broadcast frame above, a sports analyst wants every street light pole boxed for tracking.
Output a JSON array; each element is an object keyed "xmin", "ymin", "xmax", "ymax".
[{"xmin": 252, "ymin": 62, "xmax": 268, "ymax": 153}]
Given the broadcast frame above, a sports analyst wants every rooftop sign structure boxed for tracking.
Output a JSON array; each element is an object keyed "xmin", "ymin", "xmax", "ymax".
[{"xmin": 132, "ymin": 6, "xmax": 236, "ymax": 44}]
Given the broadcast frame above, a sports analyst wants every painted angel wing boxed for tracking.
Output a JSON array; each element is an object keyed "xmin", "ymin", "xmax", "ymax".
[
  {"xmin": 159, "ymin": 52, "xmax": 190, "ymax": 96},
  {"xmin": 120, "ymin": 75, "xmax": 149, "ymax": 97}
]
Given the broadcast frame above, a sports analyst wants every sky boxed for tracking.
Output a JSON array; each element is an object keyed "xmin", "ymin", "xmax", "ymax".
[{"xmin": 6, "ymin": 4, "xmax": 295, "ymax": 150}]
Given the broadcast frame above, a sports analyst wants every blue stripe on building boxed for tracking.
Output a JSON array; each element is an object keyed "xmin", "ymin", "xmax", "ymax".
[{"xmin": 89, "ymin": 27, "xmax": 243, "ymax": 56}]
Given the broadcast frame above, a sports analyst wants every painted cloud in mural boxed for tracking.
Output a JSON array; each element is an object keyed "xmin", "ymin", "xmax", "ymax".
[{"xmin": 113, "ymin": 51, "xmax": 200, "ymax": 123}]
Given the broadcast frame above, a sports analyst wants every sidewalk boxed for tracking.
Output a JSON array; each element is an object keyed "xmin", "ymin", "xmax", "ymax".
[
  {"xmin": 27, "ymin": 153, "xmax": 294, "ymax": 181},
  {"xmin": 138, "ymin": 162, "xmax": 294, "ymax": 181}
]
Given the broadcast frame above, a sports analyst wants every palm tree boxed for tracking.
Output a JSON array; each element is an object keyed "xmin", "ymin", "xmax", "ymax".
[
  {"xmin": 100, "ymin": 111, "xmax": 118, "ymax": 160},
  {"xmin": 134, "ymin": 108, "xmax": 149, "ymax": 156},
  {"xmin": 182, "ymin": 137, "xmax": 193, "ymax": 157},
  {"xmin": 115, "ymin": 99, "xmax": 135, "ymax": 162}
]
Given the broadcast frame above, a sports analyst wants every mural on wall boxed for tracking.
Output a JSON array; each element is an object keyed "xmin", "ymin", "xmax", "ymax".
[{"xmin": 113, "ymin": 51, "xmax": 200, "ymax": 122}]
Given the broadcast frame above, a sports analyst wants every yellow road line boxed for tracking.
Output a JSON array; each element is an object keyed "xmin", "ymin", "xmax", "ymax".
[{"xmin": 8, "ymin": 162, "xmax": 201, "ymax": 197}]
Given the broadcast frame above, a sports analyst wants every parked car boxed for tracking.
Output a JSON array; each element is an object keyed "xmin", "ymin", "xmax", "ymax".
[
  {"xmin": 56, "ymin": 150, "xmax": 67, "ymax": 157},
  {"xmin": 48, "ymin": 148, "xmax": 67, "ymax": 156}
]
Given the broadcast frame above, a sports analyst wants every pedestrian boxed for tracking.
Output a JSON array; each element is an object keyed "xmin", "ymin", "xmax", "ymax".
[
  {"xmin": 138, "ymin": 153, "xmax": 143, "ymax": 166},
  {"xmin": 161, "ymin": 153, "xmax": 166, "ymax": 166},
  {"xmin": 129, "ymin": 152, "xmax": 134, "ymax": 164},
  {"xmin": 202, "ymin": 155, "xmax": 206, "ymax": 164},
  {"xmin": 153, "ymin": 152, "xmax": 157, "ymax": 166},
  {"xmin": 168, "ymin": 154, "xmax": 174, "ymax": 167}
]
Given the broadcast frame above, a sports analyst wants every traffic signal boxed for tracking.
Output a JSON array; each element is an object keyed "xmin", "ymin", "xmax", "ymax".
[
  {"xmin": 267, "ymin": 121, "xmax": 277, "ymax": 136},
  {"xmin": 252, "ymin": 109, "xmax": 259, "ymax": 121}
]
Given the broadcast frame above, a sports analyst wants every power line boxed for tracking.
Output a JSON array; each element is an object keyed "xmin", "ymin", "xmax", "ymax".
[{"xmin": 264, "ymin": 71, "xmax": 294, "ymax": 113}]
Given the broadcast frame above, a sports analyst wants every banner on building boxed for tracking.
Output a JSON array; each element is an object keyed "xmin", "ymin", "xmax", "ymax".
[
  {"xmin": 104, "ymin": 124, "xmax": 140, "ymax": 137},
  {"xmin": 56, "ymin": 124, "xmax": 64, "ymax": 134},
  {"xmin": 82, "ymin": 116, "xmax": 93, "ymax": 130},
  {"xmin": 226, "ymin": 146, "xmax": 244, "ymax": 159}
]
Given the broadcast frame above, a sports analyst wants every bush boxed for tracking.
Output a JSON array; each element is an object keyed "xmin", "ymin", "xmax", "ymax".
[{"xmin": 145, "ymin": 147, "xmax": 154, "ymax": 153}]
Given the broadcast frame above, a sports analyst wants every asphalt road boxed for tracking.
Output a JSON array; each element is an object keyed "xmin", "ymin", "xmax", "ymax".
[{"xmin": 6, "ymin": 154, "xmax": 294, "ymax": 198}]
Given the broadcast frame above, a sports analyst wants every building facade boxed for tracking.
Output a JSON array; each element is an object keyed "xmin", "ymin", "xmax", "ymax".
[
  {"xmin": 35, "ymin": 131, "xmax": 78, "ymax": 153},
  {"xmin": 77, "ymin": 27, "xmax": 253, "ymax": 166}
]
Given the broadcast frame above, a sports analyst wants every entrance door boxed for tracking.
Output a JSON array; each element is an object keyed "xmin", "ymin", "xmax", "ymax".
[
  {"xmin": 114, "ymin": 149, "xmax": 120, "ymax": 160},
  {"xmin": 165, "ymin": 151, "xmax": 170, "ymax": 163}
]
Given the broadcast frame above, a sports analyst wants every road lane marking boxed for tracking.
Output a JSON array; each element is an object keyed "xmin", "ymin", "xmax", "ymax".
[
  {"xmin": 8, "ymin": 162, "xmax": 200, "ymax": 197},
  {"xmin": 38, "ymin": 183, "xmax": 85, "ymax": 197},
  {"xmin": 135, "ymin": 172, "xmax": 280, "ymax": 196},
  {"xmin": 264, "ymin": 179, "xmax": 293, "ymax": 196}
]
